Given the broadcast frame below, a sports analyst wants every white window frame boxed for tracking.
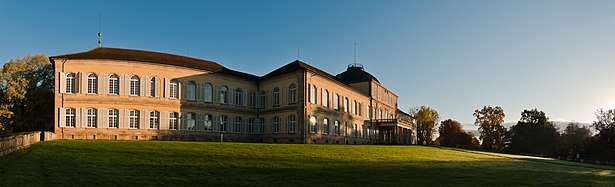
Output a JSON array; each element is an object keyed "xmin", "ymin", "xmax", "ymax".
[
  {"xmin": 108, "ymin": 74, "xmax": 119, "ymax": 95},
  {"xmin": 273, "ymin": 87, "xmax": 280, "ymax": 107},
  {"xmin": 87, "ymin": 73, "xmax": 98, "ymax": 94},
  {"xmin": 272, "ymin": 116, "xmax": 280, "ymax": 133},
  {"xmin": 204, "ymin": 83, "xmax": 213, "ymax": 102},
  {"xmin": 220, "ymin": 86, "xmax": 228, "ymax": 104},
  {"xmin": 66, "ymin": 108, "xmax": 75, "ymax": 127},
  {"xmin": 235, "ymin": 89, "xmax": 243, "ymax": 106},
  {"xmin": 187, "ymin": 113, "xmax": 196, "ymax": 130},
  {"xmin": 170, "ymin": 79, "xmax": 179, "ymax": 99},
  {"xmin": 187, "ymin": 81, "xmax": 196, "ymax": 101},
  {"xmin": 150, "ymin": 77, "xmax": 156, "ymax": 97},
  {"xmin": 288, "ymin": 115, "xmax": 297, "ymax": 133},
  {"xmin": 323, "ymin": 118, "xmax": 329, "ymax": 134},
  {"xmin": 130, "ymin": 76, "xmax": 140, "ymax": 96},
  {"xmin": 169, "ymin": 112, "xmax": 178, "ymax": 130},
  {"xmin": 234, "ymin": 117, "xmax": 242, "ymax": 133},
  {"xmin": 323, "ymin": 89, "xmax": 329, "ymax": 107},
  {"xmin": 150, "ymin": 111, "xmax": 159, "ymax": 129},
  {"xmin": 66, "ymin": 73, "xmax": 76, "ymax": 94},
  {"xmin": 129, "ymin": 110, "xmax": 139, "ymax": 129},
  {"xmin": 288, "ymin": 84, "xmax": 297, "ymax": 104},
  {"xmin": 108, "ymin": 109, "xmax": 118, "ymax": 128},
  {"xmin": 87, "ymin": 108, "xmax": 97, "ymax": 128}
]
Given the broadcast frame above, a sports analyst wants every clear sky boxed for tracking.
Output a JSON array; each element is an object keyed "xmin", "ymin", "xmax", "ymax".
[{"xmin": 2, "ymin": 0, "xmax": 615, "ymax": 126}]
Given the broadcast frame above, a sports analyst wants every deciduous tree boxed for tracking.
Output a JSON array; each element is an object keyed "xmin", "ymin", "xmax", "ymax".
[
  {"xmin": 586, "ymin": 109, "xmax": 615, "ymax": 159},
  {"xmin": 437, "ymin": 119, "xmax": 479, "ymax": 149},
  {"xmin": 473, "ymin": 105, "xmax": 508, "ymax": 152},
  {"xmin": 507, "ymin": 109, "xmax": 559, "ymax": 155},
  {"xmin": 409, "ymin": 106, "xmax": 439, "ymax": 145},
  {"xmin": 558, "ymin": 122, "xmax": 591, "ymax": 157}
]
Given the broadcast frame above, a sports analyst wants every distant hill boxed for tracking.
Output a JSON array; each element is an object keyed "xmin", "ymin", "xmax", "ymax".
[{"xmin": 462, "ymin": 121, "xmax": 594, "ymax": 138}]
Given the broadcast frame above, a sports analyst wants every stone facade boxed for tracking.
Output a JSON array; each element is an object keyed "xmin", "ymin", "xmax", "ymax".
[{"xmin": 51, "ymin": 47, "xmax": 416, "ymax": 144}]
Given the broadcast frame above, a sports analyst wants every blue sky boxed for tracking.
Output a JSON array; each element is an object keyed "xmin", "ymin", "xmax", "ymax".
[{"xmin": 2, "ymin": 0, "xmax": 615, "ymax": 127}]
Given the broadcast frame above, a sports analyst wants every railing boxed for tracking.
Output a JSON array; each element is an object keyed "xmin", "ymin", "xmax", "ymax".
[{"xmin": 0, "ymin": 131, "xmax": 55, "ymax": 157}]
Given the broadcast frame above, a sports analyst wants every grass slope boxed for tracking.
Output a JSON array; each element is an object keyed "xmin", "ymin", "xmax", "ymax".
[{"xmin": 0, "ymin": 140, "xmax": 613, "ymax": 186}]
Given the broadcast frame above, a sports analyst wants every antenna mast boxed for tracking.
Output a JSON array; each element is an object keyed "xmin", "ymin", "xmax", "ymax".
[
  {"xmin": 297, "ymin": 48, "xmax": 300, "ymax": 60},
  {"xmin": 353, "ymin": 43, "xmax": 357, "ymax": 66},
  {"xmin": 98, "ymin": 11, "xmax": 102, "ymax": 48}
]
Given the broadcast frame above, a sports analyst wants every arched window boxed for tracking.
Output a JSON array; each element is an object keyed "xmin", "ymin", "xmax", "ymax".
[
  {"xmin": 130, "ymin": 76, "xmax": 140, "ymax": 96},
  {"xmin": 219, "ymin": 115, "xmax": 228, "ymax": 132},
  {"xmin": 169, "ymin": 112, "xmax": 178, "ymax": 130},
  {"xmin": 150, "ymin": 111, "xmax": 159, "ymax": 129},
  {"xmin": 220, "ymin": 86, "xmax": 228, "ymax": 104},
  {"xmin": 333, "ymin": 94, "xmax": 339, "ymax": 110},
  {"xmin": 129, "ymin": 110, "xmax": 139, "ymax": 129},
  {"xmin": 309, "ymin": 116, "xmax": 317, "ymax": 133},
  {"xmin": 272, "ymin": 87, "xmax": 280, "ymax": 107},
  {"xmin": 204, "ymin": 83, "xmax": 213, "ymax": 102},
  {"xmin": 187, "ymin": 81, "xmax": 196, "ymax": 101},
  {"xmin": 353, "ymin": 100, "xmax": 358, "ymax": 115},
  {"xmin": 108, "ymin": 74, "xmax": 119, "ymax": 95},
  {"xmin": 87, "ymin": 108, "xmax": 97, "ymax": 128},
  {"xmin": 288, "ymin": 115, "xmax": 297, "ymax": 133},
  {"xmin": 288, "ymin": 84, "xmax": 297, "ymax": 104},
  {"xmin": 258, "ymin": 118, "xmax": 265, "ymax": 134},
  {"xmin": 249, "ymin": 91, "xmax": 257, "ymax": 107},
  {"xmin": 170, "ymin": 79, "xmax": 179, "ymax": 99},
  {"xmin": 248, "ymin": 118, "xmax": 256, "ymax": 134},
  {"xmin": 354, "ymin": 124, "xmax": 358, "ymax": 137},
  {"xmin": 258, "ymin": 91, "xmax": 266, "ymax": 108},
  {"xmin": 204, "ymin": 114, "xmax": 212, "ymax": 131},
  {"xmin": 334, "ymin": 120, "xmax": 340, "ymax": 135},
  {"xmin": 234, "ymin": 117, "xmax": 242, "ymax": 133},
  {"xmin": 344, "ymin": 97, "xmax": 349, "ymax": 113},
  {"xmin": 272, "ymin": 116, "xmax": 280, "ymax": 133},
  {"xmin": 235, "ymin": 88, "xmax": 243, "ymax": 106},
  {"xmin": 187, "ymin": 113, "xmax": 196, "ymax": 130},
  {"xmin": 309, "ymin": 85, "xmax": 317, "ymax": 104},
  {"xmin": 65, "ymin": 108, "xmax": 75, "ymax": 127},
  {"xmin": 108, "ymin": 109, "xmax": 118, "ymax": 128},
  {"xmin": 87, "ymin": 73, "xmax": 98, "ymax": 94},
  {"xmin": 322, "ymin": 89, "xmax": 329, "ymax": 107},
  {"xmin": 66, "ymin": 73, "xmax": 76, "ymax": 93},
  {"xmin": 150, "ymin": 77, "xmax": 156, "ymax": 97},
  {"xmin": 323, "ymin": 118, "xmax": 329, "ymax": 134}
]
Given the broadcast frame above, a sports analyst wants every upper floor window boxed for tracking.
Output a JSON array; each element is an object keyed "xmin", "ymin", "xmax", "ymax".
[
  {"xmin": 170, "ymin": 79, "xmax": 179, "ymax": 99},
  {"xmin": 272, "ymin": 116, "xmax": 280, "ymax": 133},
  {"xmin": 150, "ymin": 77, "xmax": 156, "ymax": 97},
  {"xmin": 353, "ymin": 100, "xmax": 358, "ymax": 115},
  {"xmin": 129, "ymin": 110, "xmax": 139, "ymax": 129},
  {"xmin": 87, "ymin": 108, "xmax": 97, "ymax": 128},
  {"xmin": 65, "ymin": 108, "xmax": 75, "ymax": 127},
  {"xmin": 323, "ymin": 118, "xmax": 329, "ymax": 134},
  {"xmin": 220, "ymin": 86, "xmax": 228, "ymax": 104},
  {"xmin": 235, "ymin": 88, "xmax": 243, "ymax": 106},
  {"xmin": 309, "ymin": 85, "xmax": 317, "ymax": 104},
  {"xmin": 187, "ymin": 113, "xmax": 196, "ymax": 130},
  {"xmin": 150, "ymin": 111, "xmax": 159, "ymax": 129},
  {"xmin": 130, "ymin": 76, "xmax": 140, "ymax": 96},
  {"xmin": 288, "ymin": 115, "xmax": 297, "ymax": 133},
  {"xmin": 322, "ymin": 89, "xmax": 329, "ymax": 107},
  {"xmin": 169, "ymin": 112, "xmax": 178, "ymax": 130},
  {"xmin": 272, "ymin": 87, "xmax": 280, "ymax": 107},
  {"xmin": 87, "ymin": 73, "xmax": 98, "ymax": 94},
  {"xmin": 108, "ymin": 109, "xmax": 118, "ymax": 128},
  {"xmin": 187, "ymin": 81, "xmax": 196, "ymax": 101},
  {"xmin": 288, "ymin": 84, "xmax": 297, "ymax": 104},
  {"xmin": 344, "ymin": 97, "xmax": 349, "ymax": 113},
  {"xmin": 258, "ymin": 91, "xmax": 265, "ymax": 108},
  {"xmin": 333, "ymin": 94, "xmax": 339, "ymax": 110},
  {"xmin": 234, "ymin": 117, "xmax": 242, "ymax": 133},
  {"xmin": 249, "ymin": 91, "xmax": 257, "ymax": 107},
  {"xmin": 108, "ymin": 74, "xmax": 119, "ymax": 95},
  {"xmin": 66, "ymin": 73, "xmax": 76, "ymax": 93},
  {"xmin": 204, "ymin": 83, "xmax": 213, "ymax": 102}
]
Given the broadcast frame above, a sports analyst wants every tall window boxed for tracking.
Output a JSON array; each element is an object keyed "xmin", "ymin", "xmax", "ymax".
[
  {"xmin": 108, "ymin": 74, "xmax": 119, "ymax": 95},
  {"xmin": 272, "ymin": 116, "xmax": 280, "ymax": 133},
  {"xmin": 204, "ymin": 83, "xmax": 213, "ymax": 102},
  {"xmin": 150, "ymin": 111, "xmax": 159, "ymax": 129},
  {"xmin": 130, "ymin": 76, "xmax": 140, "ymax": 96},
  {"xmin": 258, "ymin": 118, "xmax": 265, "ymax": 134},
  {"xmin": 309, "ymin": 116, "xmax": 317, "ymax": 133},
  {"xmin": 344, "ymin": 97, "xmax": 349, "ymax": 113},
  {"xmin": 309, "ymin": 85, "xmax": 317, "ymax": 104},
  {"xmin": 322, "ymin": 89, "xmax": 329, "ymax": 107},
  {"xmin": 234, "ymin": 117, "xmax": 242, "ymax": 133},
  {"xmin": 204, "ymin": 114, "xmax": 212, "ymax": 131},
  {"xmin": 219, "ymin": 115, "xmax": 228, "ymax": 132},
  {"xmin": 249, "ymin": 91, "xmax": 257, "ymax": 107},
  {"xmin": 258, "ymin": 91, "xmax": 266, "ymax": 108},
  {"xmin": 87, "ymin": 73, "xmax": 98, "ymax": 94},
  {"xmin": 333, "ymin": 94, "xmax": 339, "ymax": 110},
  {"xmin": 169, "ymin": 112, "xmax": 178, "ymax": 130},
  {"xmin": 65, "ymin": 108, "xmax": 75, "ymax": 127},
  {"xmin": 187, "ymin": 113, "xmax": 196, "ymax": 130},
  {"xmin": 334, "ymin": 120, "xmax": 340, "ymax": 135},
  {"xmin": 129, "ymin": 110, "xmax": 139, "ymax": 129},
  {"xmin": 288, "ymin": 115, "xmax": 297, "ymax": 133},
  {"xmin": 272, "ymin": 87, "xmax": 280, "ymax": 107},
  {"xmin": 235, "ymin": 89, "xmax": 243, "ymax": 106},
  {"xmin": 108, "ymin": 109, "xmax": 118, "ymax": 128},
  {"xmin": 354, "ymin": 100, "xmax": 358, "ymax": 115},
  {"xmin": 220, "ymin": 86, "xmax": 228, "ymax": 104},
  {"xmin": 66, "ymin": 73, "xmax": 76, "ymax": 93},
  {"xmin": 170, "ymin": 79, "xmax": 179, "ymax": 99},
  {"xmin": 187, "ymin": 81, "xmax": 196, "ymax": 101},
  {"xmin": 87, "ymin": 108, "xmax": 97, "ymax": 128},
  {"xmin": 150, "ymin": 77, "xmax": 156, "ymax": 97},
  {"xmin": 248, "ymin": 118, "xmax": 256, "ymax": 134},
  {"xmin": 323, "ymin": 118, "xmax": 329, "ymax": 134},
  {"xmin": 354, "ymin": 124, "xmax": 358, "ymax": 137},
  {"xmin": 288, "ymin": 84, "xmax": 297, "ymax": 104}
]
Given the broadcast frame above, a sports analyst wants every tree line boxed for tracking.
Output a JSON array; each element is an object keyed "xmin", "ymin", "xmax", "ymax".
[{"xmin": 411, "ymin": 105, "xmax": 615, "ymax": 160}]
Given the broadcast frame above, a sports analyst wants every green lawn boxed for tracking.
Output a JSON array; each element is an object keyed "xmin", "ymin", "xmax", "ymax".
[{"xmin": 0, "ymin": 140, "xmax": 613, "ymax": 186}]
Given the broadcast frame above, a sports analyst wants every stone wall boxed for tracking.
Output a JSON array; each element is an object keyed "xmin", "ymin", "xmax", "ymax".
[{"xmin": 0, "ymin": 131, "xmax": 56, "ymax": 157}]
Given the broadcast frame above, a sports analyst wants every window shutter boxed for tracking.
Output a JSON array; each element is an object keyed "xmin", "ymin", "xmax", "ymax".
[
  {"xmin": 98, "ymin": 108, "xmax": 106, "ymax": 128},
  {"xmin": 195, "ymin": 114, "xmax": 202, "ymax": 131},
  {"xmin": 160, "ymin": 111, "xmax": 168, "ymax": 129},
  {"xmin": 141, "ymin": 110, "xmax": 148, "ymax": 129},
  {"xmin": 80, "ymin": 108, "xmax": 86, "ymax": 128},
  {"xmin": 140, "ymin": 76, "xmax": 147, "ymax": 96},
  {"xmin": 58, "ymin": 108, "xmax": 65, "ymax": 128},
  {"xmin": 121, "ymin": 109, "xmax": 128, "ymax": 129},
  {"xmin": 163, "ymin": 78, "xmax": 169, "ymax": 98},
  {"xmin": 213, "ymin": 86, "xmax": 219, "ymax": 103},
  {"xmin": 196, "ymin": 83, "xmax": 203, "ymax": 101},
  {"xmin": 229, "ymin": 88, "xmax": 235, "ymax": 105},
  {"xmin": 121, "ymin": 74, "xmax": 128, "ymax": 95},
  {"xmin": 243, "ymin": 90, "xmax": 247, "ymax": 107},
  {"xmin": 98, "ymin": 73, "xmax": 107, "ymax": 94},
  {"xmin": 212, "ymin": 115, "xmax": 219, "ymax": 132},
  {"xmin": 180, "ymin": 113, "xmax": 187, "ymax": 130},
  {"xmin": 180, "ymin": 81, "xmax": 187, "ymax": 99},
  {"xmin": 59, "ymin": 72, "xmax": 66, "ymax": 93},
  {"xmin": 155, "ymin": 77, "xmax": 161, "ymax": 97},
  {"xmin": 79, "ymin": 72, "xmax": 86, "ymax": 94}
]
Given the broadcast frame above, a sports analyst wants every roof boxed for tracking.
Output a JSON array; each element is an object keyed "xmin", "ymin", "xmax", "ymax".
[
  {"xmin": 261, "ymin": 60, "xmax": 340, "ymax": 81},
  {"xmin": 50, "ymin": 47, "xmax": 259, "ymax": 80},
  {"xmin": 335, "ymin": 64, "xmax": 380, "ymax": 84}
]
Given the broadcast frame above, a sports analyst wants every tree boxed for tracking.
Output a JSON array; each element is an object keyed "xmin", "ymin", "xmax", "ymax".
[
  {"xmin": 558, "ymin": 122, "xmax": 592, "ymax": 157},
  {"xmin": 0, "ymin": 54, "xmax": 54, "ymax": 133},
  {"xmin": 437, "ymin": 119, "xmax": 479, "ymax": 149},
  {"xmin": 473, "ymin": 105, "xmax": 508, "ymax": 152},
  {"xmin": 409, "ymin": 106, "xmax": 439, "ymax": 145},
  {"xmin": 507, "ymin": 109, "xmax": 559, "ymax": 155},
  {"xmin": 586, "ymin": 109, "xmax": 615, "ymax": 160}
]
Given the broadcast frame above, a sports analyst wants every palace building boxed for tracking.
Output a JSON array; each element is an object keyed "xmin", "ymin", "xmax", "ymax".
[{"xmin": 50, "ymin": 47, "xmax": 416, "ymax": 144}]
